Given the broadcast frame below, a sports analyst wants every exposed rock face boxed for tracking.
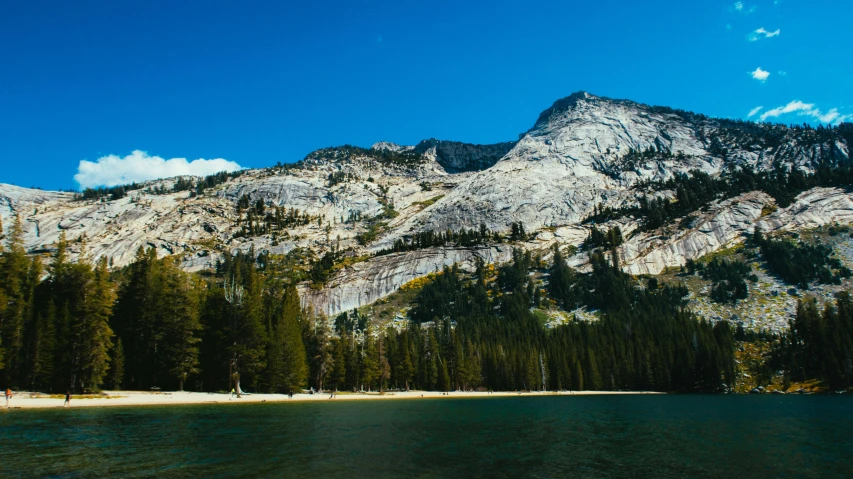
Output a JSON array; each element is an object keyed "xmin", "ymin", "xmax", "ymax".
[
  {"xmin": 615, "ymin": 187, "xmax": 853, "ymax": 275},
  {"xmin": 394, "ymin": 92, "xmax": 847, "ymax": 236},
  {"xmin": 621, "ymin": 192, "xmax": 772, "ymax": 275},
  {"xmin": 300, "ymin": 246, "xmax": 514, "ymax": 316},
  {"xmin": 757, "ymin": 187, "xmax": 853, "ymax": 233},
  {"xmin": 371, "ymin": 139, "xmax": 516, "ymax": 173},
  {"xmin": 3, "ymin": 92, "xmax": 852, "ymax": 316},
  {"xmin": 413, "ymin": 139, "xmax": 517, "ymax": 173},
  {"xmin": 370, "ymin": 141, "xmax": 411, "ymax": 153}
]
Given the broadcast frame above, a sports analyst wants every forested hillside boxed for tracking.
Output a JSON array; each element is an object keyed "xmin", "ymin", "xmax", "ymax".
[
  {"xmin": 3, "ymin": 92, "xmax": 853, "ymax": 395},
  {"xmin": 0, "ymin": 213, "xmax": 736, "ymax": 394}
]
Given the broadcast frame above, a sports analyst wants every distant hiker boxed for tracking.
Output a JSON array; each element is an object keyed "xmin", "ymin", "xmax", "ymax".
[
  {"xmin": 5, "ymin": 388, "xmax": 11, "ymax": 408},
  {"xmin": 64, "ymin": 392, "xmax": 71, "ymax": 407}
]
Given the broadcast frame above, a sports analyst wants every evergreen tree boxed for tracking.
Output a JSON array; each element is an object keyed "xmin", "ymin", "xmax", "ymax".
[
  {"xmin": 79, "ymin": 257, "xmax": 115, "ymax": 391},
  {"xmin": 277, "ymin": 285, "xmax": 308, "ymax": 393},
  {"xmin": 30, "ymin": 301, "xmax": 56, "ymax": 390},
  {"xmin": 160, "ymin": 261, "xmax": 202, "ymax": 391},
  {"xmin": 303, "ymin": 314, "xmax": 332, "ymax": 392},
  {"xmin": 0, "ymin": 216, "xmax": 5, "ymax": 371},
  {"xmin": 398, "ymin": 332, "xmax": 414, "ymax": 391},
  {"xmin": 111, "ymin": 338, "xmax": 125, "ymax": 390},
  {"xmin": 112, "ymin": 247, "xmax": 157, "ymax": 389},
  {"xmin": 438, "ymin": 357, "xmax": 451, "ymax": 391},
  {"xmin": 227, "ymin": 266, "xmax": 267, "ymax": 393},
  {"xmin": 0, "ymin": 215, "xmax": 30, "ymax": 385},
  {"xmin": 377, "ymin": 334, "xmax": 391, "ymax": 392},
  {"xmin": 361, "ymin": 332, "xmax": 380, "ymax": 391},
  {"xmin": 331, "ymin": 337, "xmax": 347, "ymax": 391}
]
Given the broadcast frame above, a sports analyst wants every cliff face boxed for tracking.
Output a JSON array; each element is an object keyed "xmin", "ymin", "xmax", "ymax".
[
  {"xmin": 3, "ymin": 92, "xmax": 851, "ymax": 316},
  {"xmin": 413, "ymin": 139, "xmax": 517, "ymax": 173},
  {"xmin": 299, "ymin": 246, "xmax": 514, "ymax": 316},
  {"xmin": 392, "ymin": 92, "xmax": 847, "ymax": 236}
]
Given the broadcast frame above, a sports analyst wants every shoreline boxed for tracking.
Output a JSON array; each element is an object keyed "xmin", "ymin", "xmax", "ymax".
[{"xmin": 2, "ymin": 389, "xmax": 664, "ymax": 410}]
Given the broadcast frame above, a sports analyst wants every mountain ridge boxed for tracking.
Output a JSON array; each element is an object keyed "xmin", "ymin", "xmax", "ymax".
[{"xmin": 2, "ymin": 92, "xmax": 853, "ymax": 319}]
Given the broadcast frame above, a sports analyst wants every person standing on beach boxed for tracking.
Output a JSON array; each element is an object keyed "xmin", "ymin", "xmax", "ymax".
[
  {"xmin": 5, "ymin": 388, "xmax": 11, "ymax": 408},
  {"xmin": 64, "ymin": 392, "xmax": 71, "ymax": 407}
]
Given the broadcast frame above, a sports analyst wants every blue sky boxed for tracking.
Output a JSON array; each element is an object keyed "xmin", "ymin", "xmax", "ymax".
[{"xmin": 1, "ymin": 0, "xmax": 851, "ymax": 190}]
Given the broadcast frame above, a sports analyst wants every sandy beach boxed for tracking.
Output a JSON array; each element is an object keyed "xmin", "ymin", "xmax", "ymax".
[{"xmin": 2, "ymin": 389, "xmax": 663, "ymax": 410}]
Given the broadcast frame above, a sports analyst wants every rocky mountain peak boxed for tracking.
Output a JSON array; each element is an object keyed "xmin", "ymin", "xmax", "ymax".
[
  {"xmin": 413, "ymin": 139, "xmax": 517, "ymax": 173},
  {"xmin": 531, "ymin": 91, "xmax": 604, "ymax": 129},
  {"xmin": 5, "ymin": 93, "xmax": 853, "ymax": 318},
  {"xmin": 370, "ymin": 141, "xmax": 411, "ymax": 153}
]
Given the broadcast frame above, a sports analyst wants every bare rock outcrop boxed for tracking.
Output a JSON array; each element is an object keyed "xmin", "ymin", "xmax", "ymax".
[
  {"xmin": 3, "ymin": 92, "xmax": 852, "ymax": 316},
  {"xmin": 300, "ymin": 246, "xmax": 513, "ymax": 316}
]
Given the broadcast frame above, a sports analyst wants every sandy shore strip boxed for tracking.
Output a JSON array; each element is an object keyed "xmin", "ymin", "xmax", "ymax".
[{"xmin": 2, "ymin": 390, "xmax": 664, "ymax": 410}]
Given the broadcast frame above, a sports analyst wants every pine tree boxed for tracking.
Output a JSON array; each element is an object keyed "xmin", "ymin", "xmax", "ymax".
[
  {"xmin": 345, "ymin": 334, "xmax": 360, "ymax": 391},
  {"xmin": 111, "ymin": 338, "xmax": 125, "ymax": 390},
  {"xmin": 112, "ymin": 246, "xmax": 157, "ymax": 389},
  {"xmin": 573, "ymin": 359, "xmax": 584, "ymax": 391},
  {"xmin": 465, "ymin": 339, "xmax": 481, "ymax": 390},
  {"xmin": 303, "ymin": 314, "xmax": 332, "ymax": 392},
  {"xmin": 438, "ymin": 357, "xmax": 451, "ymax": 392},
  {"xmin": 19, "ymin": 255, "xmax": 42, "ymax": 387},
  {"xmin": 279, "ymin": 285, "xmax": 307, "ymax": 393},
  {"xmin": 30, "ymin": 302, "xmax": 56, "ymax": 390},
  {"xmin": 331, "ymin": 337, "xmax": 347, "ymax": 391},
  {"xmin": 227, "ymin": 266, "xmax": 267, "ymax": 393},
  {"xmin": 0, "ymin": 216, "xmax": 5, "ymax": 372},
  {"xmin": 0, "ymin": 215, "xmax": 29, "ymax": 385},
  {"xmin": 378, "ymin": 332, "xmax": 391, "ymax": 392},
  {"xmin": 399, "ymin": 332, "xmax": 414, "ymax": 391},
  {"xmin": 80, "ymin": 257, "xmax": 115, "ymax": 391},
  {"xmin": 161, "ymin": 261, "xmax": 202, "ymax": 391},
  {"xmin": 361, "ymin": 333, "xmax": 380, "ymax": 391},
  {"xmin": 426, "ymin": 329, "xmax": 440, "ymax": 389}
]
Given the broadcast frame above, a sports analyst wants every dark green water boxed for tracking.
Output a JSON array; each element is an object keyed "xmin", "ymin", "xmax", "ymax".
[{"xmin": 1, "ymin": 396, "xmax": 851, "ymax": 478}]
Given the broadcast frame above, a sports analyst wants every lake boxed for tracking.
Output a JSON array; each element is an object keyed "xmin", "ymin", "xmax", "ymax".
[{"xmin": 1, "ymin": 395, "xmax": 851, "ymax": 478}]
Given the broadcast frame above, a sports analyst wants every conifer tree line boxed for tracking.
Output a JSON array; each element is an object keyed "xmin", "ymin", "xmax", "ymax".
[
  {"xmin": 0, "ymin": 216, "xmax": 313, "ymax": 394},
  {"xmin": 376, "ymin": 225, "xmax": 492, "ymax": 256},
  {"xmin": 376, "ymin": 223, "xmax": 530, "ymax": 257},
  {"xmin": 753, "ymin": 229, "xmax": 852, "ymax": 288},
  {"xmin": 584, "ymin": 159, "xmax": 853, "ymax": 231},
  {"xmin": 769, "ymin": 293, "xmax": 853, "ymax": 390},
  {"xmin": 234, "ymin": 196, "xmax": 315, "ymax": 239},
  {"xmin": 75, "ymin": 170, "xmax": 244, "ymax": 202},
  {"xmin": 1, "ymin": 210, "xmax": 739, "ymax": 393},
  {"xmin": 685, "ymin": 257, "xmax": 755, "ymax": 305},
  {"xmin": 305, "ymin": 145, "xmax": 425, "ymax": 168},
  {"xmin": 0, "ymin": 216, "xmax": 115, "ymax": 392}
]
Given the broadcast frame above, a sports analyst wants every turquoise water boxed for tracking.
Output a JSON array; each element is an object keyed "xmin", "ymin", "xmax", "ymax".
[{"xmin": 1, "ymin": 395, "xmax": 851, "ymax": 478}]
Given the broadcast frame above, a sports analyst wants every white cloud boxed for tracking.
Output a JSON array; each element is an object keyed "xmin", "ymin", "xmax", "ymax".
[
  {"xmin": 759, "ymin": 100, "xmax": 814, "ymax": 120},
  {"xmin": 758, "ymin": 100, "xmax": 852, "ymax": 124},
  {"xmin": 750, "ymin": 67, "xmax": 770, "ymax": 81},
  {"xmin": 74, "ymin": 150, "xmax": 243, "ymax": 189},
  {"xmin": 748, "ymin": 106, "xmax": 764, "ymax": 118},
  {"xmin": 818, "ymin": 109, "xmax": 841, "ymax": 123},
  {"xmin": 729, "ymin": 1, "xmax": 757, "ymax": 14},
  {"xmin": 748, "ymin": 27, "xmax": 780, "ymax": 41}
]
